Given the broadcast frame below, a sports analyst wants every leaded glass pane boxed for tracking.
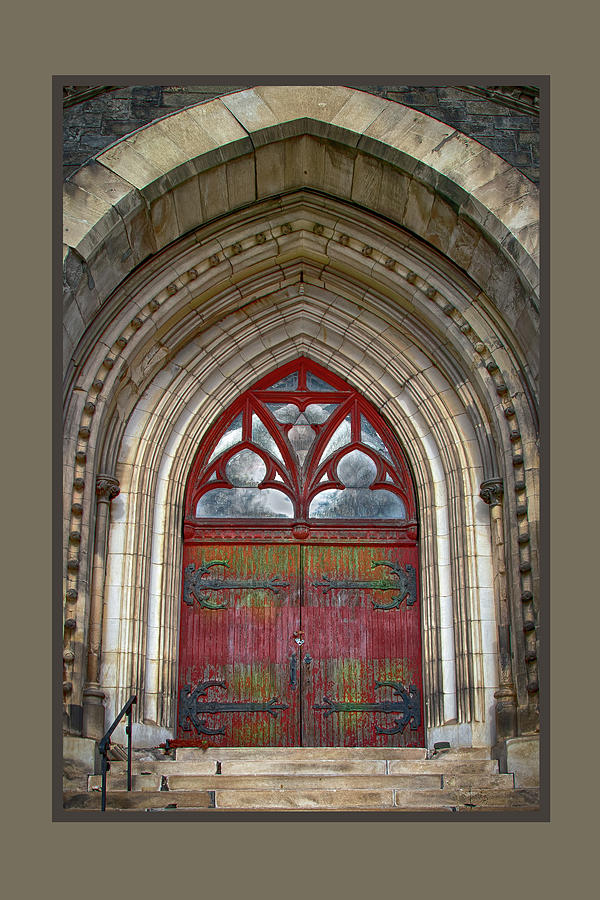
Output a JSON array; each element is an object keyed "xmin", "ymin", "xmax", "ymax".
[
  {"xmin": 266, "ymin": 402, "xmax": 300, "ymax": 423},
  {"xmin": 337, "ymin": 450, "xmax": 377, "ymax": 487},
  {"xmin": 360, "ymin": 415, "xmax": 393, "ymax": 463},
  {"xmin": 320, "ymin": 415, "xmax": 352, "ymax": 461},
  {"xmin": 252, "ymin": 414, "xmax": 284, "ymax": 462},
  {"xmin": 309, "ymin": 488, "xmax": 406, "ymax": 519},
  {"xmin": 266, "ymin": 372, "xmax": 298, "ymax": 390},
  {"xmin": 306, "ymin": 371, "xmax": 335, "ymax": 391},
  {"xmin": 288, "ymin": 424, "xmax": 316, "ymax": 465},
  {"xmin": 304, "ymin": 403, "xmax": 338, "ymax": 424},
  {"xmin": 225, "ymin": 449, "xmax": 267, "ymax": 486},
  {"xmin": 196, "ymin": 487, "xmax": 294, "ymax": 518},
  {"xmin": 207, "ymin": 413, "xmax": 243, "ymax": 463}
]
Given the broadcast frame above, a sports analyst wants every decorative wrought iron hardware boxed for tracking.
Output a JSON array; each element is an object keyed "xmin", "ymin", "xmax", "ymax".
[
  {"xmin": 314, "ymin": 681, "xmax": 421, "ymax": 734},
  {"xmin": 183, "ymin": 560, "xmax": 289, "ymax": 609},
  {"xmin": 313, "ymin": 561, "xmax": 417, "ymax": 609},
  {"xmin": 179, "ymin": 680, "xmax": 289, "ymax": 736}
]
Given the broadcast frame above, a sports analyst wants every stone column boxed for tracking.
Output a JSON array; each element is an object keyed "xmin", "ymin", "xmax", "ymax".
[
  {"xmin": 82, "ymin": 474, "xmax": 120, "ymax": 740},
  {"xmin": 479, "ymin": 478, "xmax": 517, "ymax": 745}
]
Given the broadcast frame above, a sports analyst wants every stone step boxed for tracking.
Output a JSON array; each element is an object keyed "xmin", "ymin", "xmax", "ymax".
[
  {"xmin": 214, "ymin": 789, "xmax": 396, "ymax": 809},
  {"xmin": 63, "ymin": 791, "xmax": 215, "ymax": 810},
  {"xmin": 217, "ymin": 758, "xmax": 499, "ymax": 776},
  {"xmin": 110, "ymin": 760, "xmax": 218, "ymax": 776},
  {"xmin": 220, "ymin": 760, "xmax": 388, "ymax": 775},
  {"xmin": 430, "ymin": 747, "xmax": 492, "ymax": 759},
  {"xmin": 174, "ymin": 747, "xmax": 427, "ymax": 761},
  {"xmin": 65, "ymin": 784, "xmax": 538, "ymax": 812},
  {"xmin": 90, "ymin": 773, "xmax": 443, "ymax": 791},
  {"xmin": 442, "ymin": 773, "xmax": 514, "ymax": 789},
  {"xmin": 393, "ymin": 788, "xmax": 539, "ymax": 810},
  {"xmin": 107, "ymin": 757, "xmax": 500, "ymax": 777},
  {"xmin": 212, "ymin": 788, "xmax": 538, "ymax": 811},
  {"xmin": 65, "ymin": 786, "xmax": 539, "ymax": 812},
  {"xmin": 88, "ymin": 772, "xmax": 515, "ymax": 792},
  {"xmin": 89, "ymin": 774, "xmax": 163, "ymax": 791},
  {"xmin": 388, "ymin": 759, "xmax": 499, "ymax": 774}
]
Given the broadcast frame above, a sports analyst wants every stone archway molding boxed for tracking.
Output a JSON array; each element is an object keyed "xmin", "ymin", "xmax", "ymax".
[{"xmin": 63, "ymin": 86, "xmax": 539, "ymax": 380}]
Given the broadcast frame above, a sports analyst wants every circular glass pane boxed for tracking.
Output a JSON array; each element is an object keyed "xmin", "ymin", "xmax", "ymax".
[{"xmin": 225, "ymin": 449, "xmax": 267, "ymax": 486}]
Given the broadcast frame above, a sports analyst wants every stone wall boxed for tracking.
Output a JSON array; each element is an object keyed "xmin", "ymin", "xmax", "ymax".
[{"xmin": 63, "ymin": 84, "xmax": 539, "ymax": 184}]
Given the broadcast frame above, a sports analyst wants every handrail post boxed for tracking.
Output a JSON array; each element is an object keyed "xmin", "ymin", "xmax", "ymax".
[
  {"xmin": 126, "ymin": 707, "xmax": 132, "ymax": 792},
  {"xmin": 98, "ymin": 694, "xmax": 137, "ymax": 812},
  {"xmin": 100, "ymin": 751, "xmax": 108, "ymax": 812}
]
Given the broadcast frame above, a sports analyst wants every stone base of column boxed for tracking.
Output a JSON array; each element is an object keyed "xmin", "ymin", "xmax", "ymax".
[
  {"xmin": 518, "ymin": 701, "xmax": 540, "ymax": 735},
  {"xmin": 506, "ymin": 735, "xmax": 540, "ymax": 787},
  {"xmin": 494, "ymin": 685, "xmax": 517, "ymax": 740},
  {"xmin": 82, "ymin": 683, "xmax": 106, "ymax": 740}
]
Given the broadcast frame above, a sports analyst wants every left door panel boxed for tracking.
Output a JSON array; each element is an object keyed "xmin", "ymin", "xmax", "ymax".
[{"xmin": 177, "ymin": 543, "xmax": 300, "ymax": 746}]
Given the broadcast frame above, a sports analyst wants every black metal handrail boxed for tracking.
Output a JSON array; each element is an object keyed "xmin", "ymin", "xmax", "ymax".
[{"xmin": 98, "ymin": 695, "xmax": 137, "ymax": 812}]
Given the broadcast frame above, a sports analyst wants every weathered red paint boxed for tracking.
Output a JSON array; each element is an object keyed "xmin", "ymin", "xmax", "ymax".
[
  {"xmin": 301, "ymin": 543, "xmax": 423, "ymax": 747},
  {"xmin": 176, "ymin": 543, "xmax": 301, "ymax": 746},
  {"xmin": 175, "ymin": 359, "xmax": 423, "ymax": 748}
]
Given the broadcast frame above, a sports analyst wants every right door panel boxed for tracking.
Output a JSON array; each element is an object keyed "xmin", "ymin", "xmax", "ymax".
[{"xmin": 301, "ymin": 543, "xmax": 424, "ymax": 747}]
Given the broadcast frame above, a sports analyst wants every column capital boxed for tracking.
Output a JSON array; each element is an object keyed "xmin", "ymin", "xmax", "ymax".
[
  {"xmin": 480, "ymin": 478, "xmax": 504, "ymax": 507},
  {"xmin": 95, "ymin": 474, "xmax": 120, "ymax": 502}
]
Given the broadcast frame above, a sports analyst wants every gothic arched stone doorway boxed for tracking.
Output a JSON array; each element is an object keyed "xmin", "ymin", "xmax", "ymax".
[
  {"xmin": 175, "ymin": 358, "xmax": 423, "ymax": 747},
  {"xmin": 62, "ymin": 87, "xmax": 540, "ymax": 771}
]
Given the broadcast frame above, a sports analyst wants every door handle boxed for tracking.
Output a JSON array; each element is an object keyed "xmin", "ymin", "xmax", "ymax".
[
  {"xmin": 304, "ymin": 654, "xmax": 312, "ymax": 665},
  {"xmin": 289, "ymin": 653, "xmax": 297, "ymax": 689}
]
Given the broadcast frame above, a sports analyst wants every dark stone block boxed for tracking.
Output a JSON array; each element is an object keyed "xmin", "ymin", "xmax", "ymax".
[
  {"xmin": 437, "ymin": 87, "xmax": 471, "ymax": 101},
  {"xmin": 495, "ymin": 115, "xmax": 536, "ymax": 129},
  {"xmin": 465, "ymin": 100, "xmax": 500, "ymax": 115},
  {"xmin": 131, "ymin": 85, "xmax": 162, "ymax": 102},
  {"xmin": 80, "ymin": 133, "xmax": 114, "ymax": 150},
  {"xmin": 67, "ymin": 703, "xmax": 83, "ymax": 734},
  {"xmin": 64, "ymin": 112, "xmax": 103, "ymax": 128},
  {"xmin": 467, "ymin": 123, "xmax": 496, "ymax": 136},
  {"xmin": 100, "ymin": 120, "xmax": 139, "ymax": 136},
  {"xmin": 488, "ymin": 139, "xmax": 519, "ymax": 152}
]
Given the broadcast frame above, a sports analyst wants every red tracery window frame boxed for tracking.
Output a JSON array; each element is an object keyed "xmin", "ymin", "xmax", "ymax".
[{"xmin": 184, "ymin": 358, "xmax": 417, "ymax": 524}]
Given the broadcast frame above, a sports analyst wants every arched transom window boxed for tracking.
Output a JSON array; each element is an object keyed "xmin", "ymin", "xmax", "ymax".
[{"xmin": 186, "ymin": 359, "xmax": 416, "ymax": 522}]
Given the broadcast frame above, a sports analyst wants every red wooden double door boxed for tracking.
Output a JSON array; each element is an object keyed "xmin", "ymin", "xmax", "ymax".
[
  {"xmin": 175, "ymin": 359, "xmax": 424, "ymax": 747},
  {"xmin": 176, "ymin": 534, "xmax": 424, "ymax": 747}
]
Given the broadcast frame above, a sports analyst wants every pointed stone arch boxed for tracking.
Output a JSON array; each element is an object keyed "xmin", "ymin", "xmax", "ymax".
[{"xmin": 62, "ymin": 87, "xmax": 540, "ymax": 751}]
